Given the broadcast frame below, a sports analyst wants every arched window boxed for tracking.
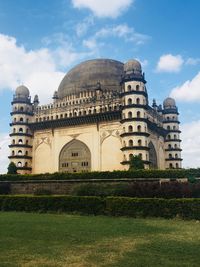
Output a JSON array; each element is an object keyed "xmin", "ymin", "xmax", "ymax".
[
  {"xmin": 168, "ymin": 135, "xmax": 171, "ymax": 140},
  {"xmin": 169, "ymin": 153, "xmax": 172, "ymax": 159},
  {"xmin": 12, "ymin": 139, "xmax": 15, "ymax": 145},
  {"xmin": 174, "ymin": 134, "xmax": 177, "ymax": 139},
  {"xmin": 139, "ymin": 153, "xmax": 142, "ymax": 159},
  {"xmin": 74, "ymin": 112, "xmax": 77, "ymax": 116},
  {"xmin": 18, "ymin": 150, "xmax": 22, "ymax": 155},
  {"xmin": 13, "ymin": 128, "xmax": 16, "ymax": 133},
  {"xmin": 136, "ymin": 85, "xmax": 139, "ymax": 91},
  {"xmin": 174, "ymin": 144, "xmax": 177, "ymax": 148},
  {"xmin": 138, "ymin": 139, "xmax": 142, "ymax": 146},
  {"xmin": 173, "ymin": 126, "xmax": 176, "ymax": 130},
  {"xmin": 83, "ymin": 110, "xmax": 87, "ymax": 115},
  {"xmin": 128, "ymin": 111, "xmax": 132, "ymax": 118},
  {"xmin": 14, "ymin": 118, "xmax": 17, "ymax": 122},
  {"xmin": 19, "ymin": 128, "xmax": 23, "ymax": 133},
  {"xmin": 20, "ymin": 117, "xmax": 23, "ymax": 122},
  {"xmin": 137, "ymin": 125, "xmax": 141, "ymax": 132},
  {"xmin": 69, "ymin": 113, "xmax": 72, "ymax": 117},
  {"xmin": 167, "ymin": 126, "xmax": 170, "ymax": 130},
  {"xmin": 123, "ymin": 141, "xmax": 126, "ymax": 147},
  {"xmin": 79, "ymin": 111, "xmax": 82, "ymax": 116},
  {"xmin": 137, "ymin": 111, "xmax": 141, "ymax": 118},
  {"xmin": 128, "ymin": 98, "xmax": 132, "ymax": 105},
  {"xmin": 169, "ymin": 163, "xmax": 173, "ymax": 169},
  {"xmin": 168, "ymin": 144, "xmax": 172, "ymax": 149},
  {"xmin": 94, "ymin": 109, "xmax": 96, "ymax": 114},
  {"xmin": 20, "ymin": 107, "xmax": 24, "ymax": 111},
  {"xmin": 128, "ymin": 125, "xmax": 133, "ymax": 132},
  {"xmin": 167, "ymin": 116, "xmax": 170, "ymax": 120},
  {"xmin": 129, "ymin": 154, "xmax": 133, "ymax": 160},
  {"xmin": 175, "ymin": 153, "xmax": 178, "ymax": 158},
  {"xmin": 12, "ymin": 150, "xmax": 15, "ymax": 156},
  {"xmin": 175, "ymin": 163, "xmax": 179, "ymax": 169},
  {"xmin": 18, "ymin": 139, "xmax": 23, "ymax": 144},
  {"xmin": 89, "ymin": 110, "xmax": 92, "ymax": 114},
  {"xmin": 127, "ymin": 85, "xmax": 131, "ymax": 91},
  {"xmin": 60, "ymin": 114, "xmax": 63, "ymax": 118},
  {"xmin": 129, "ymin": 140, "xmax": 133, "ymax": 147},
  {"xmin": 136, "ymin": 98, "xmax": 140, "ymax": 104},
  {"xmin": 25, "ymin": 162, "xmax": 28, "ymax": 167},
  {"xmin": 25, "ymin": 151, "xmax": 28, "ymax": 156},
  {"xmin": 26, "ymin": 140, "xmax": 28, "ymax": 145},
  {"xmin": 17, "ymin": 161, "xmax": 22, "ymax": 167}
]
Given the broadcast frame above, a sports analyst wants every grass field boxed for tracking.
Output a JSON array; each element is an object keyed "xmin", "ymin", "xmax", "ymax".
[{"xmin": 0, "ymin": 212, "xmax": 200, "ymax": 267}]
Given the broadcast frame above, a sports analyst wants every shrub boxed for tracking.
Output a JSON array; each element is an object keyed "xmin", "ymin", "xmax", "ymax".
[
  {"xmin": 0, "ymin": 195, "xmax": 199, "ymax": 220},
  {"xmin": 0, "ymin": 183, "xmax": 11, "ymax": 195},
  {"xmin": 70, "ymin": 181, "xmax": 198, "ymax": 199},
  {"xmin": 7, "ymin": 162, "xmax": 18, "ymax": 174}
]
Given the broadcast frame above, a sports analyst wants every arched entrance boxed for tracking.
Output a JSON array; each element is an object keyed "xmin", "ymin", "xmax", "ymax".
[
  {"xmin": 59, "ymin": 140, "xmax": 91, "ymax": 172},
  {"xmin": 149, "ymin": 141, "xmax": 158, "ymax": 169}
]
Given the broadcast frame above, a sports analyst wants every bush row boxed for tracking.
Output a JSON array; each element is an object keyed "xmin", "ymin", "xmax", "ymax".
[
  {"xmin": 0, "ymin": 195, "xmax": 199, "ymax": 220},
  {"xmin": 71, "ymin": 181, "xmax": 200, "ymax": 198},
  {"xmin": 1, "ymin": 168, "xmax": 200, "ymax": 181}
]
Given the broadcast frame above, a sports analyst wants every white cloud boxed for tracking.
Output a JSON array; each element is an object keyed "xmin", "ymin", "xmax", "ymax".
[
  {"xmin": 185, "ymin": 57, "xmax": 200, "ymax": 66},
  {"xmin": 75, "ymin": 16, "xmax": 94, "ymax": 37},
  {"xmin": 83, "ymin": 24, "xmax": 150, "ymax": 51},
  {"xmin": 72, "ymin": 0, "xmax": 134, "ymax": 18},
  {"xmin": 181, "ymin": 120, "xmax": 200, "ymax": 168},
  {"xmin": 0, "ymin": 33, "xmax": 96, "ymax": 104},
  {"xmin": 170, "ymin": 72, "xmax": 200, "ymax": 102},
  {"xmin": 0, "ymin": 134, "xmax": 10, "ymax": 174},
  {"xmin": 156, "ymin": 54, "xmax": 184, "ymax": 73},
  {"xmin": 0, "ymin": 34, "xmax": 65, "ymax": 103}
]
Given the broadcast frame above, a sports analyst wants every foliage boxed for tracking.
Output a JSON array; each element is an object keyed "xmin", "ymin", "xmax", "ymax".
[
  {"xmin": 0, "ymin": 195, "xmax": 200, "ymax": 219},
  {"xmin": 1, "ymin": 168, "xmax": 200, "ymax": 182},
  {"xmin": 71, "ymin": 181, "xmax": 200, "ymax": 198},
  {"xmin": 7, "ymin": 162, "xmax": 17, "ymax": 174},
  {"xmin": 0, "ymin": 183, "xmax": 11, "ymax": 195},
  {"xmin": 129, "ymin": 155, "xmax": 144, "ymax": 170}
]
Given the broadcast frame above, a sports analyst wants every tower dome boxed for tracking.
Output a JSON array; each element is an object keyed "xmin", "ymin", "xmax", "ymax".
[
  {"xmin": 124, "ymin": 59, "xmax": 143, "ymax": 79},
  {"xmin": 15, "ymin": 85, "xmax": 30, "ymax": 98},
  {"xmin": 163, "ymin": 97, "xmax": 176, "ymax": 109},
  {"xmin": 124, "ymin": 59, "xmax": 142, "ymax": 72}
]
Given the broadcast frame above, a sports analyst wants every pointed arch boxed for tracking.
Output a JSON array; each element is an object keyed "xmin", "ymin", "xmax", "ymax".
[
  {"xmin": 59, "ymin": 139, "xmax": 91, "ymax": 172},
  {"xmin": 149, "ymin": 141, "xmax": 158, "ymax": 169}
]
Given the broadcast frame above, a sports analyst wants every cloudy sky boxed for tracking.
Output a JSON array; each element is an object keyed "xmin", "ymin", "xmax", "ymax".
[{"xmin": 0, "ymin": 0, "xmax": 200, "ymax": 172}]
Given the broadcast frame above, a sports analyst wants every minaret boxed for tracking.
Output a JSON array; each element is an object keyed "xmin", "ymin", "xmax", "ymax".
[
  {"xmin": 163, "ymin": 97, "xmax": 182, "ymax": 169},
  {"xmin": 9, "ymin": 85, "xmax": 33, "ymax": 174},
  {"xmin": 120, "ymin": 60, "xmax": 150, "ymax": 169}
]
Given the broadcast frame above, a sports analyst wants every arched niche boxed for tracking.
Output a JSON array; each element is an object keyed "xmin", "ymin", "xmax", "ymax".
[
  {"xmin": 59, "ymin": 139, "xmax": 91, "ymax": 173},
  {"xmin": 149, "ymin": 141, "xmax": 158, "ymax": 169}
]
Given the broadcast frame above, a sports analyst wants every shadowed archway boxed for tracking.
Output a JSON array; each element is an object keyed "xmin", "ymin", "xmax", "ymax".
[
  {"xmin": 149, "ymin": 141, "xmax": 158, "ymax": 169},
  {"xmin": 59, "ymin": 139, "xmax": 91, "ymax": 172}
]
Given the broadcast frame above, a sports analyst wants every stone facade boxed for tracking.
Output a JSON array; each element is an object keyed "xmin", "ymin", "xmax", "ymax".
[{"xmin": 9, "ymin": 59, "xmax": 182, "ymax": 174}]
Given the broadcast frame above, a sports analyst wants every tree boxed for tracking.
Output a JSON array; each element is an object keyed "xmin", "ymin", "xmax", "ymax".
[
  {"xmin": 129, "ymin": 155, "xmax": 144, "ymax": 170},
  {"xmin": 7, "ymin": 162, "xmax": 18, "ymax": 174}
]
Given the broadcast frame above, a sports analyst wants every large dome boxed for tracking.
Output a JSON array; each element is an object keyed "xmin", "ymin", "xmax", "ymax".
[{"xmin": 57, "ymin": 59, "xmax": 124, "ymax": 98}]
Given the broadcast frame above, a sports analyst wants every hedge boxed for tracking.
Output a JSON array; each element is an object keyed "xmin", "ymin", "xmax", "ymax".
[
  {"xmin": 0, "ymin": 168, "xmax": 200, "ymax": 181},
  {"xmin": 71, "ymin": 181, "xmax": 200, "ymax": 198},
  {"xmin": 0, "ymin": 195, "xmax": 199, "ymax": 220}
]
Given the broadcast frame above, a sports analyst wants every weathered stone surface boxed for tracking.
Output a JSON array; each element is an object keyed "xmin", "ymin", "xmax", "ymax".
[{"xmin": 57, "ymin": 59, "xmax": 124, "ymax": 98}]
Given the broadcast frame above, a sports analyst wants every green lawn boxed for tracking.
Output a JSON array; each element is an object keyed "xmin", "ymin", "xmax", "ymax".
[{"xmin": 0, "ymin": 212, "xmax": 199, "ymax": 267}]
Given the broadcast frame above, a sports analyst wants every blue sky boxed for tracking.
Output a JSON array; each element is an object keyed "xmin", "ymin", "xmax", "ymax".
[{"xmin": 0, "ymin": 0, "xmax": 200, "ymax": 172}]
